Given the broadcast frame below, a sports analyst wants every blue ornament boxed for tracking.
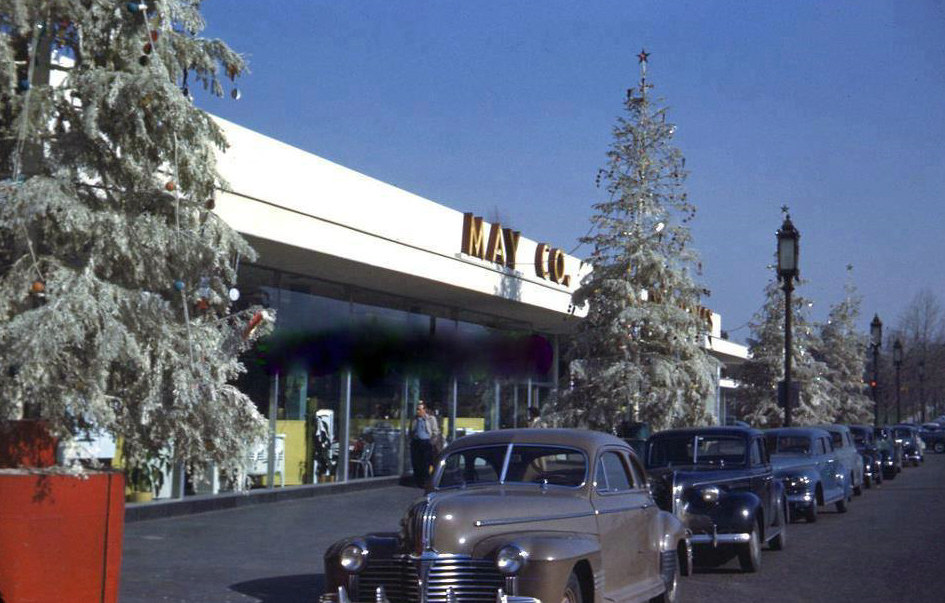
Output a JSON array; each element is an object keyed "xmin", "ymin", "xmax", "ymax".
[
  {"xmin": 126, "ymin": 2, "xmax": 144, "ymax": 13},
  {"xmin": 174, "ymin": 280, "xmax": 185, "ymax": 291},
  {"xmin": 18, "ymin": 79, "xmax": 29, "ymax": 91}
]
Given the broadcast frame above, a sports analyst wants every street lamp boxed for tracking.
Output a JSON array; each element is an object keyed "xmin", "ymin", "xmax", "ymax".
[
  {"xmin": 870, "ymin": 315, "xmax": 882, "ymax": 426},
  {"xmin": 777, "ymin": 212, "xmax": 800, "ymax": 427},
  {"xmin": 893, "ymin": 338, "xmax": 903, "ymax": 424}
]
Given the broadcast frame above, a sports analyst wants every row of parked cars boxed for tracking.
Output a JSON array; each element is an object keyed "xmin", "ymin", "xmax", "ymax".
[{"xmin": 318, "ymin": 420, "xmax": 934, "ymax": 603}]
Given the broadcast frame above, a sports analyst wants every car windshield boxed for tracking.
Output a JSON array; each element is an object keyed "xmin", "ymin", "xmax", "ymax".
[
  {"xmin": 892, "ymin": 428, "xmax": 912, "ymax": 440},
  {"xmin": 435, "ymin": 445, "xmax": 587, "ymax": 489},
  {"xmin": 646, "ymin": 435, "xmax": 747, "ymax": 468},
  {"xmin": 766, "ymin": 434, "xmax": 811, "ymax": 455}
]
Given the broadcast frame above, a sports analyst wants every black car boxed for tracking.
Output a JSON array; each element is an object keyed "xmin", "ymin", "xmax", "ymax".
[
  {"xmin": 873, "ymin": 427, "xmax": 904, "ymax": 479},
  {"xmin": 892, "ymin": 425, "xmax": 925, "ymax": 466},
  {"xmin": 920, "ymin": 425, "xmax": 945, "ymax": 454},
  {"xmin": 848, "ymin": 425, "xmax": 883, "ymax": 488},
  {"xmin": 645, "ymin": 427, "xmax": 788, "ymax": 573}
]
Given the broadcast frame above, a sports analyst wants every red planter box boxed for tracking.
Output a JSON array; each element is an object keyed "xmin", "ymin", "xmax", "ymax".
[
  {"xmin": 0, "ymin": 470, "xmax": 125, "ymax": 602},
  {"xmin": 0, "ymin": 421, "xmax": 58, "ymax": 468}
]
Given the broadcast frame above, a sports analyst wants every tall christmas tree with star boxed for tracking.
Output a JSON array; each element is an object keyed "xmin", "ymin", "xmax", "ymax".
[
  {"xmin": 0, "ymin": 0, "xmax": 273, "ymax": 476},
  {"xmin": 555, "ymin": 51, "xmax": 718, "ymax": 431}
]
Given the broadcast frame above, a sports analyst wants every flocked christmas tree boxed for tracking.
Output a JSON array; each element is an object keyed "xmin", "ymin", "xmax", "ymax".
[
  {"xmin": 554, "ymin": 51, "xmax": 717, "ymax": 432},
  {"xmin": 0, "ymin": 1, "xmax": 273, "ymax": 476},
  {"xmin": 735, "ymin": 234, "xmax": 833, "ymax": 427},
  {"xmin": 816, "ymin": 266, "xmax": 872, "ymax": 424}
]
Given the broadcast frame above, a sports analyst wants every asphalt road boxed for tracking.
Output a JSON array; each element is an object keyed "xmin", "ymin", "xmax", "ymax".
[
  {"xmin": 683, "ymin": 454, "xmax": 945, "ymax": 603},
  {"xmin": 121, "ymin": 455, "xmax": 945, "ymax": 602}
]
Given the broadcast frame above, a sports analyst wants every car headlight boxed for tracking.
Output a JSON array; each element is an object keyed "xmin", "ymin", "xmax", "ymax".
[
  {"xmin": 700, "ymin": 486, "xmax": 720, "ymax": 503},
  {"xmin": 787, "ymin": 475, "xmax": 811, "ymax": 488},
  {"xmin": 340, "ymin": 542, "xmax": 368, "ymax": 573},
  {"xmin": 496, "ymin": 545, "xmax": 528, "ymax": 575}
]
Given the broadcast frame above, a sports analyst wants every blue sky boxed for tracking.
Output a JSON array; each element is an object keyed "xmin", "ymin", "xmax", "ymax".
[{"xmin": 198, "ymin": 0, "xmax": 945, "ymax": 343}]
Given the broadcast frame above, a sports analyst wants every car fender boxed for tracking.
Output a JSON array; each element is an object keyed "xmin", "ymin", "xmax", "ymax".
[
  {"xmin": 714, "ymin": 490, "xmax": 763, "ymax": 534},
  {"xmin": 656, "ymin": 510, "xmax": 688, "ymax": 553},
  {"xmin": 473, "ymin": 531, "xmax": 602, "ymax": 602}
]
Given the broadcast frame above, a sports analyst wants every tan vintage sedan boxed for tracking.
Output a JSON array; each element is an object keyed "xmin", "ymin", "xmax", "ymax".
[{"xmin": 321, "ymin": 428, "xmax": 691, "ymax": 603}]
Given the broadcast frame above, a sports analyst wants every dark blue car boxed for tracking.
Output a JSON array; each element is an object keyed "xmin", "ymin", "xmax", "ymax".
[
  {"xmin": 765, "ymin": 427, "xmax": 851, "ymax": 523},
  {"xmin": 645, "ymin": 426, "xmax": 788, "ymax": 573}
]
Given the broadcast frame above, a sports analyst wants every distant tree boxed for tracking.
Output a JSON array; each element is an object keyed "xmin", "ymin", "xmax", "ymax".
[
  {"xmin": 735, "ymin": 275, "xmax": 833, "ymax": 427},
  {"xmin": 554, "ymin": 51, "xmax": 717, "ymax": 432},
  {"xmin": 0, "ymin": 1, "xmax": 272, "ymax": 475},
  {"xmin": 816, "ymin": 267, "xmax": 872, "ymax": 424},
  {"xmin": 895, "ymin": 289, "xmax": 945, "ymax": 422}
]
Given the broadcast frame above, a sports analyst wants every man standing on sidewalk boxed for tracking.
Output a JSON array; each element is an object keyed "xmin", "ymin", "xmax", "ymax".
[{"xmin": 410, "ymin": 401, "xmax": 441, "ymax": 487}]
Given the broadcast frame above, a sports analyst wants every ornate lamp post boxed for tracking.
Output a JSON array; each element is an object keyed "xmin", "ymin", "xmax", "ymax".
[
  {"xmin": 893, "ymin": 338, "xmax": 903, "ymax": 423},
  {"xmin": 777, "ymin": 210, "xmax": 800, "ymax": 427},
  {"xmin": 870, "ymin": 315, "xmax": 882, "ymax": 426}
]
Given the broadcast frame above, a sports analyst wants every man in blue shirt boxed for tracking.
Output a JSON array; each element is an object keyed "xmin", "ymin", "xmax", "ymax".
[{"xmin": 410, "ymin": 401, "xmax": 441, "ymax": 487}]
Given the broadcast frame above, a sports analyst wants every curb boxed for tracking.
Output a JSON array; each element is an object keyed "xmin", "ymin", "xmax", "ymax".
[{"xmin": 125, "ymin": 475, "xmax": 405, "ymax": 523}]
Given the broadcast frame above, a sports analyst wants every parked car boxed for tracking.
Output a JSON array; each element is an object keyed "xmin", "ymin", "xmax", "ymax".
[
  {"xmin": 645, "ymin": 426, "xmax": 787, "ymax": 573},
  {"xmin": 322, "ymin": 428, "xmax": 690, "ymax": 603},
  {"xmin": 848, "ymin": 425, "xmax": 883, "ymax": 488},
  {"xmin": 615, "ymin": 420, "xmax": 650, "ymax": 457},
  {"xmin": 920, "ymin": 424, "xmax": 945, "ymax": 454},
  {"xmin": 764, "ymin": 428, "xmax": 851, "ymax": 523},
  {"xmin": 873, "ymin": 427, "xmax": 903, "ymax": 479},
  {"xmin": 819, "ymin": 425, "xmax": 865, "ymax": 496},
  {"xmin": 892, "ymin": 425, "xmax": 925, "ymax": 466}
]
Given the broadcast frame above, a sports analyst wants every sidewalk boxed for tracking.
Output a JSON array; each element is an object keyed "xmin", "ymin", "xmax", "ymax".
[{"xmin": 120, "ymin": 481, "xmax": 421, "ymax": 602}]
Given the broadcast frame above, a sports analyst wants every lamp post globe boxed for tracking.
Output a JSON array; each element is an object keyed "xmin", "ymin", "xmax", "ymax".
[{"xmin": 777, "ymin": 212, "xmax": 800, "ymax": 427}]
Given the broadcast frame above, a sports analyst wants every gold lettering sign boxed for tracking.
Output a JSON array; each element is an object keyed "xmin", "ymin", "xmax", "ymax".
[
  {"xmin": 503, "ymin": 229, "xmax": 520, "ymax": 269},
  {"xmin": 459, "ymin": 212, "xmax": 572, "ymax": 286},
  {"xmin": 462, "ymin": 213, "xmax": 486, "ymax": 259},
  {"xmin": 486, "ymin": 223, "xmax": 506, "ymax": 265},
  {"xmin": 534, "ymin": 243, "xmax": 549, "ymax": 279}
]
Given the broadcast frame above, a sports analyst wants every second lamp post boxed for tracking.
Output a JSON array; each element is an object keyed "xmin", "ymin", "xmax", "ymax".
[
  {"xmin": 893, "ymin": 339, "xmax": 903, "ymax": 423},
  {"xmin": 777, "ymin": 212, "xmax": 800, "ymax": 427}
]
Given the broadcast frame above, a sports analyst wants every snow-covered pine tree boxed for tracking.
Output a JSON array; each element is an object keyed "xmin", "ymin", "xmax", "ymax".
[
  {"xmin": 557, "ymin": 51, "xmax": 717, "ymax": 432},
  {"xmin": 816, "ymin": 266, "xmax": 872, "ymax": 424},
  {"xmin": 735, "ymin": 273, "xmax": 833, "ymax": 426},
  {"xmin": 0, "ymin": 1, "xmax": 272, "ymax": 475}
]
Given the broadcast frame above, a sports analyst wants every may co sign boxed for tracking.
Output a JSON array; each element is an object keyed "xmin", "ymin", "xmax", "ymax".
[{"xmin": 461, "ymin": 212, "xmax": 571, "ymax": 286}]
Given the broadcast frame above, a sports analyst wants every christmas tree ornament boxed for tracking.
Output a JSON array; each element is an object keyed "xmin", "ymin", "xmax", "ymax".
[
  {"xmin": 138, "ymin": 55, "xmax": 149, "ymax": 67},
  {"xmin": 126, "ymin": 2, "xmax": 147, "ymax": 13},
  {"xmin": 228, "ymin": 287, "xmax": 240, "ymax": 302},
  {"xmin": 18, "ymin": 79, "xmax": 30, "ymax": 91},
  {"xmin": 143, "ymin": 42, "xmax": 152, "ymax": 55},
  {"xmin": 206, "ymin": 198, "xmax": 216, "ymax": 210},
  {"xmin": 195, "ymin": 299, "xmax": 210, "ymax": 311},
  {"xmin": 174, "ymin": 280, "xmax": 185, "ymax": 291},
  {"xmin": 150, "ymin": 30, "xmax": 159, "ymax": 42},
  {"xmin": 30, "ymin": 280, "xmax": 45, "ymax": 295},
  {"xmin": 198, "ymin": 276, "xmax": 211, "ymax": 299},
  {"xmin": 165, "ymin": 181, "xmax": 176, "ymax": 192},
  {"xmin": 230, "ymin": 88, "xmax": 241, "ymax": 100}
]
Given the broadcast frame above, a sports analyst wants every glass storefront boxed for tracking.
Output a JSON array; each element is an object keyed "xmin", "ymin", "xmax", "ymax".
[{"xmin": 209, "ymin": 263, "xmax": 562, "ymax": 494}]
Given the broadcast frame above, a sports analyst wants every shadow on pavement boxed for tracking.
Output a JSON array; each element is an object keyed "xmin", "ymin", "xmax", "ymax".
[{"xmin": 230, "ymin": 574, "xmax": 324, "ymax": 602}]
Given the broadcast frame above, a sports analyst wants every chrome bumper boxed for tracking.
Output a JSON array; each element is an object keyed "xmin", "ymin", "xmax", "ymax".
[
  {"xmin": 689, "ymin": 525, "xmax": 752, "ymax": 548},
  {"xmin": 320, "ymin": 585, "xmax": 542, "ymax": 603}
]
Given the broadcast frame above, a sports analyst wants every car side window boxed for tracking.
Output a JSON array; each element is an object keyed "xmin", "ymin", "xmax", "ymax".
[
  {"xmin": 596, "ymin": 451, "xmax": 632, "ymax": 493},
  {"xmin": 831, "ymin": 432, "xmax": 843, "ymax": 449},
  {"xmin": 628, "ymin": 454, "xmax": 648, "ymax": 489},
  {"xmin": 750, "ymin": 439, "xmax": 763, "ymax": 466},
  {"xmin": 824, "ymin": 437, "xmax": 834, "ymax": 453}
]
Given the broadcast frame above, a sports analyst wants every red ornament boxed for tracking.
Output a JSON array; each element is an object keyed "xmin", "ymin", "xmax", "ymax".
[
  {"xmin": 150, "ymin": 30, "xmax": 159, "ymax": 42},
  {"xmin": 143, "ymin": 42, "xmax": 152, "ymax": 55},
  {"xmin": 164, "ymin": 181, "xmax": 176, "ymax": 192},
  {"xmin": 195, "ymin": 299, "xmax": 210, "ymax": 311},
  {"xmin": 243, "ymin": 311, "xmax": 265, "ymax": 339},
  {"xmin": 30, "ymin": 280, "xmax": 45, "ymax": 294}
]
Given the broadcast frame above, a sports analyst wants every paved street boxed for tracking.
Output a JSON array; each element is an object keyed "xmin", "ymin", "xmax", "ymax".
[{"xmin": 122, "ymin": 456, "xmax": 945, "ymax": 602}]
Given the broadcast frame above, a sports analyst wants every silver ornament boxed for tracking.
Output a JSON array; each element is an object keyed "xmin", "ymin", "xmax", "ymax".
[{"xmin": 228, "ymin": 287, "xmax": 240, "ymax": 302}]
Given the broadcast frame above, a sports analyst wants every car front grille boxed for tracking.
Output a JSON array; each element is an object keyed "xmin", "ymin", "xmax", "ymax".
[{"xmin": 355, "ymin": 556, "xmax": 505, "ymax": 603}]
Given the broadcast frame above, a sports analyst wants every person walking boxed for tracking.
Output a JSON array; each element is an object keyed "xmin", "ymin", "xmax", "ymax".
[{"xmin": 410, "ymin": 401, "xmax": 441, "ymax": 487}]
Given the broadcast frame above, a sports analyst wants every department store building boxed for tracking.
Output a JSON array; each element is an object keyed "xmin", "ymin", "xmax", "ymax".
[{"xmin": 200, "ymin": 117, "xmax": 746, "ymax": 494}]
